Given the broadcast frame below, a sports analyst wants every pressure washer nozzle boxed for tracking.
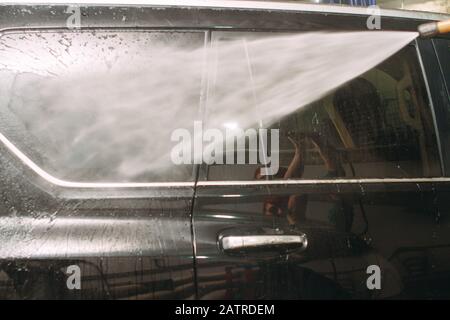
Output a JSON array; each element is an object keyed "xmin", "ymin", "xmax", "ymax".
[{"xmin": 418, "ymin": 19, "xmax": 450, "ymax": 38}]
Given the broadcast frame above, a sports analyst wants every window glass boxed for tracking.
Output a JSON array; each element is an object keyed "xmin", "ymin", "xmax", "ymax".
[
  {"xmin": 433, "ymin": 38, "xmax": 450, "ymax": 95},
  {"xmin": 0, "ymin": 30, "xmax": 206, "ymax": 183},
  {"xmin": 432, "ymin": 38, "xmax": 450, "ymax": 175},
  {"xmin": 206, "ymin": 35, "xmax": 441, "ymax": 181}
]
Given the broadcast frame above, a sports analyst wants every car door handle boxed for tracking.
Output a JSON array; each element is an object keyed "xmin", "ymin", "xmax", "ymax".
[{"xmin": 220, "ymin": 234, "xmax": 307, "ymax": 253}]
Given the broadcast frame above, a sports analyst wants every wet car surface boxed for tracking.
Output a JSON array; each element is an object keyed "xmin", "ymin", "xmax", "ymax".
[{"xmin": 0, "ymin": 2, "xmax": 449, "ymax": 299}]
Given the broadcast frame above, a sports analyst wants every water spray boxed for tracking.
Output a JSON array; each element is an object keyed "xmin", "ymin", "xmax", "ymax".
[
  {"xmin": 0, "ymin": 31, "xmax": 418, "ymax": 181},
  {"xmin": 418, "ymin": 19, "xmax": 450, "ymax": 38}
]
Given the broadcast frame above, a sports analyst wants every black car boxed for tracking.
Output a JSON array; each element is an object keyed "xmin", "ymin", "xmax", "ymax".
[{"xmin": 0, "ymin": 1, "xmax": 449, "ymax": 300}]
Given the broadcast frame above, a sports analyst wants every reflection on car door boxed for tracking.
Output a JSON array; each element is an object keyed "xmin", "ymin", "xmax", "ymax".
[
  {"xmin": 192, "ymin": 32, "xmax": 446, "ymax": 299},
  {"xmin": 418, "ymin": 37, "xmax": 450, "ymax": 297},
  {"xmin": 0, "ymin": 29, "xmax": 207, "ymax": 299}
]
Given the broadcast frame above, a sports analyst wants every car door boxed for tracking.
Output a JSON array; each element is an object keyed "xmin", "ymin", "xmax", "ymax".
[
  {"xmin": 192, "ymin": 30, "xmax": 446, "ymax": 299},
  {"xmin": 0, "ymin": 7, "xmax": 208, "ymax": 299},
  {"xmin": 417, "ymin": 36, "xmax": 450, "ymax": 297}
]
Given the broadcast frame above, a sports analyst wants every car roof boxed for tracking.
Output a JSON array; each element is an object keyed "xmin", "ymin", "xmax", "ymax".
[{"xmin": 2, "ymin": 0, "xmax": 449, "ymax": 21}]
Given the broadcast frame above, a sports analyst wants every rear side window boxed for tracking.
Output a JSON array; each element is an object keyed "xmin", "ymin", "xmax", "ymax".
[
  {"xmin": 432, "ymin": 38, "xmax": 450, "ymax": 175},
  {"xmin": 0, "ymin": 30, "xmax": 206, "ymax": 183},
  {"xmin": 433, "ymin": 38, "xmax": 450, "ymax": 95},
  {"xmin": 206, "ymin": 39, "xmax": 441, "ymax": 181}
]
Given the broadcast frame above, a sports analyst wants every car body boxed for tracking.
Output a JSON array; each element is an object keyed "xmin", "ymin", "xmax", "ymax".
[{"xmin": 0, "ymin": 0, "xmax": 449, "ymax": 299}]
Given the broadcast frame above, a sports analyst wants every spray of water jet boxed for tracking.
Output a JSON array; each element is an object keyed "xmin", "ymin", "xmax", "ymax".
[{"xmin": 0, "ymin": 30, "xmax": 419, "ymax": 183}]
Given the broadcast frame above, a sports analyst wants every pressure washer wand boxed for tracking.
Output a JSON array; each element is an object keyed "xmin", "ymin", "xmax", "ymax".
[{"xmin": 418, "ymin": 19, "xmax": 450, "ymax": 38}]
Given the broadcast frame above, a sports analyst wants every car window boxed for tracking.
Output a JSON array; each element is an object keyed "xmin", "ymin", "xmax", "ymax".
[
  {"xmin": 432, "ymin": 38, "xmax": 450, "ymax": 175},
  {"xmin": 433, "ymin": 38, "xmax": 450, "ymax": 97},
  {"xmin": 206, "ymin": 37, "xmax": 441, "ymax": 181},
  {"xmin": 0, "ymin": 30, "xmax": 206, "ymax": 183}
]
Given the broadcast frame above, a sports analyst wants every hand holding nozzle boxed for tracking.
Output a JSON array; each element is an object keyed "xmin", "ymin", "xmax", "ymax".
[{"xmin": 418, "ymin": 19, "xmax": 450, "ymax": 38}]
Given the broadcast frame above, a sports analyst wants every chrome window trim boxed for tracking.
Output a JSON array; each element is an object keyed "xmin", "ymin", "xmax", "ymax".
[
  {"xmin": 415, "ymin": 39, "xmax": 445, "ymax": 175},
  {"xmin": 0, "ymin": 123, "xmax": 195, "ymax": 189},
  {"xmin": 2, "ymin": 1, "xmax": 449, "ymax": 21},
  {"xmin": 197, "ymin": 177, "xmax": 450, "ymax": 187}
]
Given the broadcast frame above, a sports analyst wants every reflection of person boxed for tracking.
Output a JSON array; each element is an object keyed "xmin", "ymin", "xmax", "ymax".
[
  {"xmin": 308, "ymin": 133, "xmax": 345, "ymax": 178},
  {"xmin": 254, "ymin": 135, "xmax": 305, "ymax": 225},
  {"xmin": 255, "ymin": 132, "xmax": 353, "ymax": 231}
]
